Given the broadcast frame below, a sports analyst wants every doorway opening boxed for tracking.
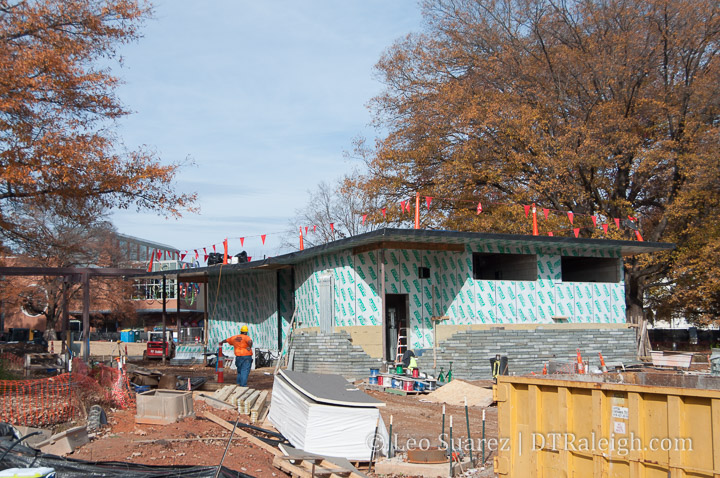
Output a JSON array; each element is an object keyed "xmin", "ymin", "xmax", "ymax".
[{"xmin": 385, "ymin": 293, "xmax": 409, "ymax": 362}]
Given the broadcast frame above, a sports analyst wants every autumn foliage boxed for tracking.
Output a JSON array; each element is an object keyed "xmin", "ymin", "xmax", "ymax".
[
  {"xmin": 0, "ymin": 0, "xmax": 195, "ymax": 242},
  {"xmin": 353, "ymin": 0, "xmax": 720, "ymax": 323}
]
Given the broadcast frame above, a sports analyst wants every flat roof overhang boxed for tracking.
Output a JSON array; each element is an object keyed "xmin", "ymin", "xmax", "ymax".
[{"xmin": 135, "ymin": 228, "xmax": 674, "ymax": 282}]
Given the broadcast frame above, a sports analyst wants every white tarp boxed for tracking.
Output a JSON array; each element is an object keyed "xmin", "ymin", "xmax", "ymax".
[{"xmin": 268, "ymin": 373, "xmax": 389, "ymax": 460}]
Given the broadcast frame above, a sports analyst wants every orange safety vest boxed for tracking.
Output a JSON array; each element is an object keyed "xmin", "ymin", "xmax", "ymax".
[{"xmin": 227, "ymin": 334, "xmax": 253, "ymax": 356}]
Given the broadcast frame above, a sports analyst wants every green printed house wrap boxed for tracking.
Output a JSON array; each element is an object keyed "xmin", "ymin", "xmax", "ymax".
[
  {"xmin": 292, "ymin": 241, "xmax": 628, "ymax": 349},
  {"xmin": 198, "ymin": 229, "xmax": 665, "ymax": 353},
  {"xmin": 208, "ymin": 270, "xmax": 288, "ymax": 354}
]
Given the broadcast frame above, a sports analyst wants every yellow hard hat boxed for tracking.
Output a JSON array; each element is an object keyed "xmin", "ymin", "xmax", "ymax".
[{"xmin": 241, "ymin": 325, "xmax": 248, "ymax": 333}]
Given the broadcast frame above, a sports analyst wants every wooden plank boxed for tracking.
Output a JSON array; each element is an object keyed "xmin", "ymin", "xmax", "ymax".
[
  {"xmin": 236, "ymin": 388, "xmax": 255, "ymax": 408},
  {"xmin": 215, "ymin": 385, "xmax": 236, "ymax": 402},
  {"xmin": 250, "ymin": 391, "xmax": 269, "ymax": 421},
  {"xmin": 202, "ymin": 411, "xmax": 281, "ymax": 457},
  {"xmin": 273, "ymin": 455, "xmax": 312, "ymax": 478},
  {"xmin": 279, "ymin": 444, "xmax": 368, "ymax": 478},
  {"xmin": 242, "ymin": 390, "xmax": 261, "ymax": 414},
  {"xmin": 353, "ymin": 241, "xmax": 465, "ymax": 255},
  {"xmin": 228, "ymin": 386, "xmax": 249, "ymax": 405}
]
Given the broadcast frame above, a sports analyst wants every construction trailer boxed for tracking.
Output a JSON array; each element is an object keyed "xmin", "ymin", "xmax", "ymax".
[{"xmin": 143, "ymin": 228, "xmax": 672, "ymax": 379}]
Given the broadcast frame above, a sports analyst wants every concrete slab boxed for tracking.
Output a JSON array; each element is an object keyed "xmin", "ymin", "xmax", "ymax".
[
  {"xmin": 375, "ymin": 456, "xmax": 471, "ymax": 478},
  {"xmin": 36, "ymin": 425, "xmax": 88, "ymax": 455}
]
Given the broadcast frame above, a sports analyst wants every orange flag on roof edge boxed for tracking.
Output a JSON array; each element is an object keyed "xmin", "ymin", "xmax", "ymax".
[
  {"xmin": 147, "ymin": 249, "xmax": 155, "ymax": 272},
  {"xmin": 573, "ymin": 228, "xmax": 580, "ymax": 238},
  {"xmin": 425, "ymin": 196, "xmax": 432, "ymax": 210},
  {"xmin": 614, "ymin": 218, "xmax": 621, "ymax": 228},
  {"xmin": 476, "ymin": 202, "xmax": 482, "ymax": 214},
  {"xmin": 543, "ymin": 208, "xmax": 549, "ymax": 220},
  {"xmin": 591, "ymin": 215, "xmax": 597, "ymax": 227},
  {"xmin": 212, "ymin": 244, "xmax": 216, "ymax": 253},
  {"xmin": 362, "ymin": 214, "xmax": 367, "ymax": 225},
  {"xmin": 223, "ymin": 238, "xmax": 228, "ymax": 264},
  {"xmin": 400, "ymin": 200, "xmax": 406, "ymax": 212},
  {"xmin": 240, "ymin": 237, "xmax": 244, "ymax": 247},
  {"xmin": 548, "ymin": 232, "xmax": 554, "ymax": 237},
  {"xmin": 382, "ymin": 208, "xmax": 387, "ymax": 217},
  {"xmin": 261, "ymin": 234, "xmax": 266, "ymax": 245},
  {"xmin": 299, "ymin": 227, "xmax": 304, "ymax": 251},
  {"xmin": 602, "ymin": 224, "xmax": 609, "ymax": 234},
  {"xmin": 567, "ymin": 212, "xmax": 574, "ymax": 225},
  {"xmin": 524, "ymin": 205, "xmax": 530, "ymax": 217}
]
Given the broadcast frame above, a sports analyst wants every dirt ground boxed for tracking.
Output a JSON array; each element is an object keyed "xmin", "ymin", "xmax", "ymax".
[{"xmin": 68, "ymin": 361, "xmax": 499, "ymax": 477}]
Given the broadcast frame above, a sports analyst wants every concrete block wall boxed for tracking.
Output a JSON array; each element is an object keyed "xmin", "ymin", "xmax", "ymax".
[
  {"xmin": 291, "ymin": 331, "xmax": 384, "ymax": 379},
  {"xmin": 426, "ymin": 327, "xmax": 637, "ymax": 380}
]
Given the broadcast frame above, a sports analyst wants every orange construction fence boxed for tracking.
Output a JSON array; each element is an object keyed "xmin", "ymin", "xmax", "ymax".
[{"xmin": 0, "ymin": 358, "xmax": 135, "ymax": 427}]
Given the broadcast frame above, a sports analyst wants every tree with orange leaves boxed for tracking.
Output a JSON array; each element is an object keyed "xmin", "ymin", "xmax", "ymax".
[
  {"xmin": 353, "ymin": 0, "xmax": 720, "ymax": 324},
  {"xmin": 0, "ymin": 0, "xmax": 195, "ymax": 245}
]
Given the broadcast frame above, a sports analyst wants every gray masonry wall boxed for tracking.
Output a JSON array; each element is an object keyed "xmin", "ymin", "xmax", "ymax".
[
  {"xmin": 429, "ymin": 327, "xmax": 637, "ymax": 379},
  {"xmin": 289, "ymin": 327, "xmax": 637, "ymax": 380},
  {"xmin": 291, "ymin": 331, "xmax": 384, "ymax": 379}
]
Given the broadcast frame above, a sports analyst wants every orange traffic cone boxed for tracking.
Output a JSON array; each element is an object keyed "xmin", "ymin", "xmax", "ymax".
[{"xmin": 576, "ymin": 349, "xmax": 584, "ymax": 374}]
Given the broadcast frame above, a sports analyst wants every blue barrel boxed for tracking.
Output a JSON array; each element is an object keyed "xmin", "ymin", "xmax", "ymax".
[
  {"xmin": 369, "ymin": 376, "xmax": 379, "ymax": 385},
  {"xmin": 370, "ymin": 368, "xmax": 380, "ymax": 377}
]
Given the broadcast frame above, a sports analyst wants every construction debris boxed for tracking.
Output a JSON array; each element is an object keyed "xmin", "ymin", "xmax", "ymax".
[{"xmin": 275, "ymin": 443, "xmax": 368, "ymax": 478}]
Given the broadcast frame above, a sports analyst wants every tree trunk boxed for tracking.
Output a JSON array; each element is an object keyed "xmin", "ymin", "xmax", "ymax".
[{"xmin": 625, "ymin": 271, "xmax": 645, "ymax": 325}]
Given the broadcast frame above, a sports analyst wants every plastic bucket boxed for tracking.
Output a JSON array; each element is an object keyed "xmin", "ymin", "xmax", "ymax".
[
  {"xmin": 377, "ymin": 375, "xmax": 384, "ymax": 386},
  {"xmin": 392, "ymin": 378, "xmax": 401, "ymax": 389},
  {"xmin": 396, "ymin": 365, "xmax": 403, "ymax": 374},
  {"xmin": 370, "ymin": 368, "xmax": 380, "ymax": 377},
  {"xmin": 403, "ymin": 380, "xmax": 414, "ymax": 392},
  {"xmin": 412, "ymin": 368, "xmax": 420, "ymax": 378},
  {"xmin": 369, "ymin": 376, "xmax": 379, "ymax": 385}
]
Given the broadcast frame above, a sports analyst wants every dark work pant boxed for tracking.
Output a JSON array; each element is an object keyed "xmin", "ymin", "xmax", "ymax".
[{"xmin": 235, "ymin": 355, "xmax": 252, "ymax": 386}]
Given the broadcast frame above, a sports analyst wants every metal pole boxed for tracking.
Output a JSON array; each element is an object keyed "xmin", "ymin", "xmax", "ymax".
[
  {"xmin": 176, "ymin": 277, "xmax": 181, "ymax": 343},
  {"xmin": 465, "ymin": 397, "xmax": 473, "ymax": 464},
  {"xmin": 162, "ymin": 275, "xmax": 167, "ymax": 364},
  {"xmin": 387, "ymin": 415, "xmax": 393, "ymax": 458},
  {"xmin": 482, "ymin": 409, "xmax": 486, "ymax": 465},
  {"xmin": 449, "ymin": 415, "xmax": 454, "ymax": 477},
  {"xmin": 82, "ymin": 272, "xmax": 90, "ymax": 363},
  {"xmin": 380, "ymin": 250, "xmax": 387, "ymax": 362}
]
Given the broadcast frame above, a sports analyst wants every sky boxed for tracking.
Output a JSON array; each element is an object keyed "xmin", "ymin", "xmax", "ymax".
[{"xmin": 111, "ymin": 1, "xmax": 424, "ymax": 261}]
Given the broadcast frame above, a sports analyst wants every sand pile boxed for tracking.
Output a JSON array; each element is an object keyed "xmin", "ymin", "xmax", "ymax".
[{"xmin": 424, "ymin": 379, "xmax": 494, "ymax": 407}]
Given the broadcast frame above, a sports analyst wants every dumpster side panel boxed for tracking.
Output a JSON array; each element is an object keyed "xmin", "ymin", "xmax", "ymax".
[{"xmin": 495, "ymin": 375, "xmax": 720, "ymax": 477}]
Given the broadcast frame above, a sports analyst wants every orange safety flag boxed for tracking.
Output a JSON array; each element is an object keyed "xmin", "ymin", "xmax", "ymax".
[
  {"xmin": 362, "ymin": 214, "xmax": 367, "ymax": 225},
  {"xmin": 567, "ymin": 212, "xmax": 574, "ymax": 225},
  {"xmin": 543, "ymin": 208, "xmax": 549, "ymax": 220},
  {"xmin": 425, "ymin": 196, "xmax": 432, "ymax": 210},
  {"xmin": 147, "ymin": 249, "xmax": 155, "ymax": 272},
  {"xmin": 223, "ymin": 238, "xmax": 228, "ymax": 264},
  {"xmin": 299, "ymin": 227, "xmax": 304, "ymax": 251},
  {"xmin": 524, "ymin": 205, "xmax": 531, "ymax": 217},
  {"xmin": 476, "ymin": 202, "xmax": 483, "ymax": 214},
  {"xmin": 240, "ymin": 237, "xmax": 244, "ymax": 247},
  {"xmin": 261, "ymin": 234, "xmax": 266, "ymax": 245},
  {"xmin": 574, "ymin": 228, "xmax": 580, "ymax": 238}
]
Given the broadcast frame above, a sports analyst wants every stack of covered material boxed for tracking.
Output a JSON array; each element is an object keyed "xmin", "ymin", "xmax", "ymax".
[{"xmin": 269, "ymin": 370, "xmax": 388, "ymax": 461}]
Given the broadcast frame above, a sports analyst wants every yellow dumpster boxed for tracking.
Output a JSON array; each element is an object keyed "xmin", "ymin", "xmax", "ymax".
[{"xmin": 493, "ymin": 373, "xmax": 720, "ymax": 477}]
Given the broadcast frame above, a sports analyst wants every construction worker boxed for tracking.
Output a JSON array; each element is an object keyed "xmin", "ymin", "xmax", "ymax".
[{"xmin": 219, "ymin": 325, "xmax": 253, "ymax": 386}]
